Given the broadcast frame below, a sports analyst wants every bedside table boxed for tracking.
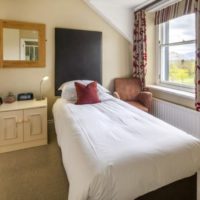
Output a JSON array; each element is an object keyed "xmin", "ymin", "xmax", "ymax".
[{"xmin": 0, "ymin": 99, "xmax": 48, "ymax": 153}]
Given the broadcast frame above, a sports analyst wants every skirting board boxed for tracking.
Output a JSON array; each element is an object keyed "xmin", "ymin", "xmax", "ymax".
[{"xmin": 0, "ymin": 139, "xmax": 47, "ymax": 153}]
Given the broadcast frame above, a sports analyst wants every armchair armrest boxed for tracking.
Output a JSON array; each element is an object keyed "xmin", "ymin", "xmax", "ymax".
[
  {"xmin": 137, "ymin": 91, "xmax": 152, "ymax": 111},
  {"xmin": 113, "ymin": 91, "xmax": 120, "ymax": 99}
]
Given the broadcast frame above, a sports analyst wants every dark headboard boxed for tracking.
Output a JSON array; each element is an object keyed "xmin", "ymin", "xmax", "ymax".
[{"xmin": 55, "ymin": 28, "xmax": 102, "ymax": 96}]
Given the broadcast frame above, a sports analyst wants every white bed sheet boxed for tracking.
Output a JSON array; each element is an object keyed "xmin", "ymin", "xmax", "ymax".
[{"xmin": 53, "ymin": 96, "xmax": 200, "ymax": 200}]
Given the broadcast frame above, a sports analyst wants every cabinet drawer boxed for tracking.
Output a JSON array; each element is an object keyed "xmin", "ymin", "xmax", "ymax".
[
  {"xmin": 0, "ymin": 110, "xmax": 23, "ymax": 146},
  {"xmin": 24, "ymin": 107, "xmax": 47, "ymax": 142}
]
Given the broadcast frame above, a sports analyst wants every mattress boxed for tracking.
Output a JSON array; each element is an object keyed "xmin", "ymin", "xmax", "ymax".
[{"xmin": 53, "ymin": 96, "xmax": 200, "ymax": 200}]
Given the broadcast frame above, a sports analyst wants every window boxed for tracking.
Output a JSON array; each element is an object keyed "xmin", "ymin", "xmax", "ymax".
[
  {"xmin": 158, "ymin": 14, "xmax": 195, "ymax": 92},
  {"xmin": 21, "ymin": 39, "xmax": 39, "ymax": 61}
]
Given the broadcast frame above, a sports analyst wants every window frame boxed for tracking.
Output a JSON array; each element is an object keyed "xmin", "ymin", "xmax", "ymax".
[{"xmin": 156, "ymin": 14, "xmax": 196, "ymax": 93}]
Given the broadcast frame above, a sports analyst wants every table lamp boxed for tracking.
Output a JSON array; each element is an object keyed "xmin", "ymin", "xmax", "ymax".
[{"xmin": 38, "ymin": 76, "xmax": 49, "ymax": 100}]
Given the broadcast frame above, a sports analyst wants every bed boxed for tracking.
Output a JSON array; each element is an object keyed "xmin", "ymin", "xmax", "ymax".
[
  {"xmin": 53, "ymin": 94, "xmax": 200, "ymax": 200},
  {"xmin": 54, "ymin": 28, "xmax": 200, "ymax": 200}
]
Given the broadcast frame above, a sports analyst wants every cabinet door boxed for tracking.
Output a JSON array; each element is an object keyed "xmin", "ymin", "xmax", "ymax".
[
  {"xmin": 24, "ymin": 107, "xmax": 47, "ymax": 142},
  {"xmin": 0, "ymin": 110, "xmax": 23, "ymax": 146}
]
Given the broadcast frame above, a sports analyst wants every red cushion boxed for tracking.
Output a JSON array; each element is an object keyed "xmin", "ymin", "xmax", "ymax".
[{"xmin": 75, "ymin": 81, "xmax": 101, "ymax": 105}]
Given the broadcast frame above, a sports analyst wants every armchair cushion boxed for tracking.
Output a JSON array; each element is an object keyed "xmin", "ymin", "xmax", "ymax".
[
  {"xmin": 137, "ymin": 91, "xmax": 152, "ymax": 111},
  {"xmin": 113, "ymin": 91, "xmax": 120, "ymax": 99},
  {"xmin": 114, "ymin": 78, "xmax": 141, "ymax": 101},
  {"xmin": 126, "ymin": 101, "xmax": 148, "ymax": 112},
  {"xmin": 114, "ymin": 78, "xmax": 152, "ymax": 112}
]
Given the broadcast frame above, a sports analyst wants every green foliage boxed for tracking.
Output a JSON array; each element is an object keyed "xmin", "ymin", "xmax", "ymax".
[{"xmin": 168, "ymin": 60, "xmax": 195, "ymax": 85}]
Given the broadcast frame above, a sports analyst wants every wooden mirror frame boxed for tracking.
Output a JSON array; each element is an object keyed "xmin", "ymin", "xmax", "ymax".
[{"xmin": 0, "ymin": 20, "xmax": 46, "ymax": 68}]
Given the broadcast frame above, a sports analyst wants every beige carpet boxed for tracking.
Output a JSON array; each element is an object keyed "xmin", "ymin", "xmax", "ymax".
[{"xmin": 0, "ymin": 124, "xmax": 69, "ymax": 200}]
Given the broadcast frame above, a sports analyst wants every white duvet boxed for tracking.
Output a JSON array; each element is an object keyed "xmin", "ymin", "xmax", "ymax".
[{"xmin": 53, "ymin": 96, "xmax": 200, "ymax": 200}]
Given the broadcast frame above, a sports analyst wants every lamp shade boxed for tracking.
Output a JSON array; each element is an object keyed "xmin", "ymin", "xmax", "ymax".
[
  {"xmin": 42, "ymin": 76, "xmax": 49, "ymax": 81},
  {"xmin": 37, "ymin": 76, "xmax": 49, "ymax": 100}
]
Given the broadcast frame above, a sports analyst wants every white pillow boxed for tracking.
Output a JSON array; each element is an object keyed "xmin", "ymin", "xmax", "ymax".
[{"xmin": 59, "ymin": 80, "xmax": 110, "ymax": 101}]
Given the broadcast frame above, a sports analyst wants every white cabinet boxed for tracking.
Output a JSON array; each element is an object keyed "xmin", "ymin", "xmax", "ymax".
[
  {"xmin": 24, "ymin": 108, "xmax": 47, "ymax": 142},
  {"xmin": 0, "ymin": 110, "xmax": 23, "ymax": 146},
  {"xmin": 0, "ymin": 99, "xmax": 47, "ymax": 153}
]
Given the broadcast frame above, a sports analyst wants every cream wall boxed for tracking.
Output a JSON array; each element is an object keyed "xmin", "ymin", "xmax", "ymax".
[
  {"xmin": 146, "ymin": 12, "xmax": 195, "ymax": 109},
  {"xmin": 0, "ymin": 0, "xmax": 132, "ymax": 119}
]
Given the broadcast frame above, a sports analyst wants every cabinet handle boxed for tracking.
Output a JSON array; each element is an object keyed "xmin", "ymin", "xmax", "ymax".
[
  {"xmin": 24, "ymin": 119, "xmax": 30, "ymax": 123},
  {"xmin": 16, "ymin": 120, "xmax": 23, "ymax": 128},
  {"xmin": 17, "ymin": 120, "xmax": 23, "ymax": 124}
]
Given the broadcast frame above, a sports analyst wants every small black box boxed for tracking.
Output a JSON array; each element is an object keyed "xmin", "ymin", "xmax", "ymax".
[{"xmin": 17, "ymin": 93, "xmax": 34, "ymax": 101}]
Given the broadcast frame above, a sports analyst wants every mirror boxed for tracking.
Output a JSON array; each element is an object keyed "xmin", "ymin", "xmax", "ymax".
[
  {"xmin": 0, "ymin": 20, "xmax": 46, "ymax": 68},
  {"xmin": 3, "ymin": 28, "xmax": 39, "ymax": 61}
]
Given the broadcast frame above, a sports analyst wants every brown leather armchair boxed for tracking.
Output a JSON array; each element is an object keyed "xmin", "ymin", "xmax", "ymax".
[{"xmin": 113, "ymin": 78, "xmax": 152, "ymax": 112}]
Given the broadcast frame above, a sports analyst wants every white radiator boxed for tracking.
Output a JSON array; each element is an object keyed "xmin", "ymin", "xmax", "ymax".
[{"xmin": 152, "ymin": 98, "xmax": 200, "ymax": 139}]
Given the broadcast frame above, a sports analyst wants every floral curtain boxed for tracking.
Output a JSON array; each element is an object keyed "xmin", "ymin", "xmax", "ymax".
[
  {"xmin": 195, "ymin": 0, "xmax": 200, "ymax": 111},
  {"xmin": 132, "ymin": 10, "xmax": 147, "ymax": 89}
]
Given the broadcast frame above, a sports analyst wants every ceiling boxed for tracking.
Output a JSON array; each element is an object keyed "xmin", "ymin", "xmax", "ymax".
[
  {"xmin": 84, "ymin": 0, "xmax": 155, "ymax": 43},
  {"xmin": 89, "ymin": 0, "xmax": 151, "ymax": 8}
]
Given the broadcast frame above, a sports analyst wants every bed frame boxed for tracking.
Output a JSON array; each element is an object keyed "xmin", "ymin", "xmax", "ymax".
[
  {"xmin": 54, "ymin": 27, "xmax": 197, "ymax": 200},
  {"xmin": 55, "ymin": 28, "xmax": 102, "ymax": 96},
  {"xmin": 136, "ymin": 174, "xmax": 197, "ymax": 200}
]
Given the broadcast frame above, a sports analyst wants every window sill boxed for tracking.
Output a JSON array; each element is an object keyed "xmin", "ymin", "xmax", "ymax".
[{"xmin": 147, "ymin": 85, "xmax": 195, "ymax": 100}]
